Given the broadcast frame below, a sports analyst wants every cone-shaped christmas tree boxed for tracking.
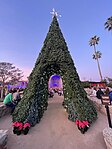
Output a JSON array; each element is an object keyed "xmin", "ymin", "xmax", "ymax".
[{"xmin": 12, "ymin": 15, "xmax": 97, "ymax": 133}]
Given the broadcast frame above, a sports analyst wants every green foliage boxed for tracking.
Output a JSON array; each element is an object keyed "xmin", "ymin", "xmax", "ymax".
[
  {"xmin": 81, "ymin": 81, "xmax": 90, "ymax": 88},
  {"xmin": 107, "ymin": 82, "xmax": 112, "ymax": 88},
  {"xmin": 12, "ymin": 16, "xmax": 97, "ymax": 133},
  {"xmin": 104, "ymin": 16, "xmax": 112, "ymax": 31},
  {"xmin": 89, "ymin": 35, "xmax": 100, "ymax": 46},
  {"xmin": 104, "ymin": 77, "xmax": 112, "ymax": 88}
]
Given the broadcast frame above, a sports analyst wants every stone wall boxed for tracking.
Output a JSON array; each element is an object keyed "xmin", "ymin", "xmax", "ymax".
[
  {"xmin": 0, "ymin": 130, "xmax": 8, "ymax": 149},
  {"xmin": 87, "ymin": 95, "xmax": 112, "ymax": 115},
  {"xmin": 0, "ymin": 104, "xmax": 11, "ymax": 118},
  {"xmin": 85, "ymin": 88, "xmax": 112, "ymax": 115},
  {"xmin": 85, "ymin": 88, "xmax": 112, "ymax": 149},
  {"xmin": 103, "ymin": 127, "xmax": 112, "ymax": 149},
  {"xmin": 0, "ymin": 104, "xmax": 11, "ymax": 149}
]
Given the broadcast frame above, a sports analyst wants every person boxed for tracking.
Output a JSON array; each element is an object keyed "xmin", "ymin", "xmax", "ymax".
[
  {"xmin": 105, "ymin": 87, "xmax": 110, "ymax": 95},
  {"xmin": 4, "ymin": 87, "xmax": 9, "ymax": 96},
  {"xmin": 48, "ymin": 89, "xmax": 54, "ymax": 98},
  {"xmin": 3, "ymin": 89, "xmax": 16, "ymax": 113},
  {"xmin": 90, "ymin": 87, "xmax": 97, "ymax": 97},
  {"xmin": 13, "ymin": 88, "xmax": 21, "ymax": 104},
  {"xmin": 58, "ymin": 90, "xmax": 62, "ymax": 96},
  {"xmin": 96, "ymin": 88, "xmax": 104, "ymax": 99},
  {"xmin": 109, "ymin": 90, "xmax": 112, "ymax": 102}
]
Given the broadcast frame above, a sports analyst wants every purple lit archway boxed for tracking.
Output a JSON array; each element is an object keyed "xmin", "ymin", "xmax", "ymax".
[{"xmin": 48, "ymin": 75, "xmax": 63, "ymax": 90}]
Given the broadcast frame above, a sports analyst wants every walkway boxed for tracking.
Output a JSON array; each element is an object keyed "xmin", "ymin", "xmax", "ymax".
[{"xmin": 0, "ymin": 94, "xmax": 107, "ymax": 149}]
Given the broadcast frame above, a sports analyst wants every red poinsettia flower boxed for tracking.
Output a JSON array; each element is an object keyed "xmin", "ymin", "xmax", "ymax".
[
  {"xmin": 12, "ymin": 122, "xmax": 23, "ymax": 130},
  {"xmin": 23, "ymin": 123, "xmax": 30, "ymax": 128},
  {"xmin": 83, "ymin": 121, "xmax": 89, "ymax": 127},
  {"xmin": 18, "ymin": 122, "xmax": 23, "ymax": 130},
  {"xmin": 12, "ymin": 122, "xmax": 19, "ymax": 127},
  {"xmin": 75, "ymin": 120, "xmax": 79, "ymax": 125},
  {"xmin": 79, "ymin": 121, "xmax": 85, "ymax": 128}
]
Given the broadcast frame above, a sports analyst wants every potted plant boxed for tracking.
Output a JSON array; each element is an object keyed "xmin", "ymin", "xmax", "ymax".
[
  {"xmin": 12, "ymin": 122, "xmax": 23, "ymax": 135},
  {"xmin": 23, "ymin": 122, "xmax": 31, "ymax": 135}
]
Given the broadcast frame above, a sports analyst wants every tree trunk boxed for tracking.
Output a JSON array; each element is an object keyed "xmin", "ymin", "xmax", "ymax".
[
  {"xmin": 1, "ymin": 88, "xmax": 4, "ymax": 100},
  {"xmin": 94, "ymin": 45, "xmax": 103, "ymax": 81},
  {"xmin": 1, "ymin": 81, "xmax": 5, "ymax": 100}
]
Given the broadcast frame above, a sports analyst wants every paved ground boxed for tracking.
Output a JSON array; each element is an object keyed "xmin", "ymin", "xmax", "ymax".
[{"xmin": 0, "ymin": 94, "xmax": 108, "ymax": 149}]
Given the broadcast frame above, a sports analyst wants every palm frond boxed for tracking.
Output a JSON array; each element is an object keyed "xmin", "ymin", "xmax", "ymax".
[
  {"xmin": 92, "ymin": 54, "xmax": 97, "ymax": 59},
  {"xmin": 104, "ymin": 16, "xmax": 112, "ymax": 31},
  {"xmin": 89, "ymin": 35, "xmax": 100, "ymax": 46}
]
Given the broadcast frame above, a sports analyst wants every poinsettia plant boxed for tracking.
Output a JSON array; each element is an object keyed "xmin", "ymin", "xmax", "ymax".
[
  {"xmin": 13, "ymin": 122, "xmax": 31, "ymax": 135},
  {"xmin": 23, "ymin": 122, "xmax": 31, "ymax": 135},
  {"xmin": 75, "ymin": 120, "xmax": 89, "ymax": 134},
  {"xmin": 12, "ymin": 122, "xmax": 23, "ymax": 135},
  {"xmin": 23, "ymin": 122, "xmax": 31, "ymax": 128}
]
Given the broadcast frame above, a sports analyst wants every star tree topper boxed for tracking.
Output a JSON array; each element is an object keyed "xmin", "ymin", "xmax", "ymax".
[{"xmin": 50, "ymin": 8, "xmax": 61, "ymax": 19}]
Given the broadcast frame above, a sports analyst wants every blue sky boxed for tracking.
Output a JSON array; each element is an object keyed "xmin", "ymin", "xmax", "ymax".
[{"xmin": 0, "ymin": 0, "xmax": 112, "ymax": 81}]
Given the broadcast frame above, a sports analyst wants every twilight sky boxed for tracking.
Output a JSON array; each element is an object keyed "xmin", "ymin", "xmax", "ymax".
[{"xmin": 0, "ymin": 0, "xmax": 112, "ymax": 81}]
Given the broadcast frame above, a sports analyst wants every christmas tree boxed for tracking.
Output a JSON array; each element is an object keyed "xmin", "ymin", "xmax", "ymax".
[{"xmin": 12, "ymin": 12, "xmax": 97, "ymax": 133}]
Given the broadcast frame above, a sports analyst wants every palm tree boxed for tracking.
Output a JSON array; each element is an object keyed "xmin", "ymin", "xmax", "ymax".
[
  {"xmin": 89, "ymin": 36, "xmax": 103, "ymax": 81},
  {"xmin": 92, "ymin": 51, "xmax": 102, "ymax": 59},
  {"xmin": 104, "ymin": 16, "xmax": 112, "ymax": 31}
]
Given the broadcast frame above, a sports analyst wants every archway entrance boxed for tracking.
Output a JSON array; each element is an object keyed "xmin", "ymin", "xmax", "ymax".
[
  {"xmin": 48, "ymin": 74, "xmax": 63, "ymax": 92},
  {"xmin": 48, "ymin": 74, "xmax": 63, "ymax": 98}
]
